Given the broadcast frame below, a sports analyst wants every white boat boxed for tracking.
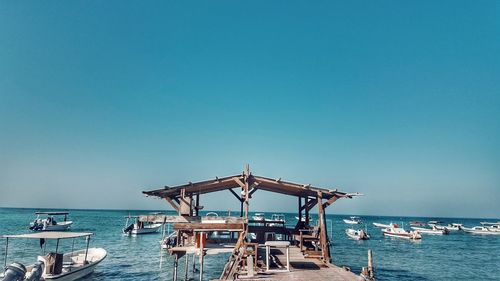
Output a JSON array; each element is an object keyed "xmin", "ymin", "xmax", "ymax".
[
  {"xmin": 373, "ymin": 222, "xmax": 398, "ymax": 228},
  {"xmin": 343, "ymin": 216, "xmax": 361, "ymax": 224},
  {"xmin": 160, "ymin": 231, "xmax": 178, "ymax": 249},
  {"xmin": 123, "ymin": 215, "xmax": 162, "ymax": 235},
  {"xmin": 0, "ymin": 232, "xmax": 106, "ymax": 281},
  {"xmin": 487, "ymin": 225, "xmax": 500, "ymax": 232},
  {"xmin": 295, "ymin": 215, "xmax": 312, "ymax": 222},
  {"xmin": 268, "ymin": 214, "xmax": 286, "ymax": 226},
  {"xmin": 252, "ymin": 213, "xmax": 266, "ymax": 221},
  {"xmin": 409, "ymin": 221, "xmax": 426, "ymax": 227},
  {"xmin": 345, "ymin": 228, "xmax": 370, "ymax": 240},
  {"xmin": 443, "ymin": 223, "xmax": 462, "ymax": 231},
  {"xmin": 411, "ymin": 226, "xmax": 449, "ymax": 235},
  {"xmin": 30, "ymin": 211, "xmax": 73, "ymax": 231},
  {"xmin": 462, "ymin": 226, "xmax": 500, "ymax": 235},
  {"xmin": 382, "ymin": 227, "xmax": 422, "ymax": 240}
]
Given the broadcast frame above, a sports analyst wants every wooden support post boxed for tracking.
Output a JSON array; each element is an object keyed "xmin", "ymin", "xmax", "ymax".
[
  {"xmin": 298, "ymin": 196, "xmax": 302, "ymax": 219},
  {"xmin": 317, "ymin": 191, "xmax": 330, "ymax": 262},
  {"xmin": 192, "ymin": 252, "xmax": 196, "ymax": 273},
  {"xmin": 173, "ymin": 254, "xmax": 179, "ymax": 281},
  {"xmin": 195, "ymin": 193, "xmax": 200, "ymax": 217},
  {"xmin": 240, "ymin": 201, "xmax": 244, "ymax": 217},
  {"xmin": 305, "ymin": 198, "xmax": 310, "ymax": 225},
  {"xmin": 199, "ymin": 232, "xmax": 205, "ymax": 281},
  {"xmin": 165, "ymin": 197, "xmax": 180, "ymax": 213},
  {"xmin": 184, "ymin": 253, "xmax": 189, "ymax": 281}
]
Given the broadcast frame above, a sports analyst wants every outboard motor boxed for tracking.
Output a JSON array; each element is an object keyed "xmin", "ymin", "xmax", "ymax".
[
  {"xmin": 1, "ymin": 262, "xmax": 26, "ymax": 281},
  {"xmin": 24, "ymin": 261, "xmax": 43, "ymax": 281},
  {"xmin": 123, "ymin": 224, "xmax": 134, "ymax": 234}
]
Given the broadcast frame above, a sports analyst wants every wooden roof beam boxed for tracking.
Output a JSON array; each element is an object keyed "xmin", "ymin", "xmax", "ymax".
[
  {"xmin": 165, "ymin": 197, "xmax": 180, "ymax": 212},
  {"xmin": 228, "ymin": 188, "xmax": 243, "ymax": 202}
]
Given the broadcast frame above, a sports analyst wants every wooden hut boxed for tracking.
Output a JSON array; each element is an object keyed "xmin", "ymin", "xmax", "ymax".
[{"xmin": 142, "ymin": 165, "xmax": 370, "ymax": 281}]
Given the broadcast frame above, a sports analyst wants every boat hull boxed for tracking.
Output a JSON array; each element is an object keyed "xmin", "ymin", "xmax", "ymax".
[
  {"xmin": 383, "ymin": 228, "xmax": 421, "ymax": 240},
  {"xmin": 130, "ymin": 223, "xmax": 162, "ymax": 235}
]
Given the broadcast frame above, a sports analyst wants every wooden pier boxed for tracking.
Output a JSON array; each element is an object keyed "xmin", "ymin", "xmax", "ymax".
[{"xmin": 142, "ymin": 165, "xmax": 372, "ymax": 281}]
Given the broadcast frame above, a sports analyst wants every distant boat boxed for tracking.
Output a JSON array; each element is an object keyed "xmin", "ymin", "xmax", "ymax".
[
  {"xmin": 345, "ymin": 228, "xmax": 370, "ymax": 240},
  {"xmin": 428, "ymin": 223, "xmax": 462, "ymax": 231},
  {"xmin": 487, "ymin": 224, "xmax": 500, "ymax": 232},
  {"xmin": 462, "ymin": 226, "xmax": 500, "ymax": 235},
  {"xmin": 123, "ymin": 215, "xmax": 162, "ymax": 235},
  {"xmin": 343, "ymin": 216, "xmax": 361, "ymax": 225},
  {"xmin": 252, "ymin": 213, "xmax": 266, "ymax": 221},
  {"xmin": 295, "ymin": 215, "xmax": 313, "ymax": 222},
  {"xmin": 373, "ymin": 222, "xmax": 398, "ymax": 228},
  {"xmin": 383, "ymin": 227, "xmax": 422, "ymax": 240},
  {"xmin": 409, "ymin": 221, "xmax": 426, "ymax": 227},
  {"xmin": 29, "ymin": 211, "xmax": 73, "ymax": 231},
  {"xmin": 411, "ymin": 226, "xmax": 449, "ymax": 235}
]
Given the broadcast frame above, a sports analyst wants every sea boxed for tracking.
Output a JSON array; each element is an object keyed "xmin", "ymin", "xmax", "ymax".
[{"xmin": 0, "ymin": 208, "xmax": 499, "ymax": 281}]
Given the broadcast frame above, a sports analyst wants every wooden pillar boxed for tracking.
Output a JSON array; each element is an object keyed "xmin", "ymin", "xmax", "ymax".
[
  {"xmin": 192, "ymin": 252, "xmax": 197, "ymax": 273},
  {"xmin": 199, "ymin": 232, "xmax": 205, "ymax": 281},
  {"xmin": 317, "ymin": 191, "xmax": 330, "ymax": 262},
  {"xmin": 298, "ymin": 196, "xmax": 302, "ymax": 219},
  {"xmin": 184, "ymin": 253, "xmax": 189, "ymax": 281},
  {"xmin": 195, "ymin": 193, "xmax": 200, "ymax": 216},
  {"xmin": 173, "ymin": 254, "xmax": 179, "ymax": 281},
  {"xmin": 305, "ymin": 197, "xmax": 310, "ymax": 225}
]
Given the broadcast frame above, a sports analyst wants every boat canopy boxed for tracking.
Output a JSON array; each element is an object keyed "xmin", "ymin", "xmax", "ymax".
[
  {"xmin": 34, "ymin": 211, "xmax": 69, "ymax": 215},
  {"xmin": 2, "ymin": 232, "xmax": 92, "ymax": 239}
]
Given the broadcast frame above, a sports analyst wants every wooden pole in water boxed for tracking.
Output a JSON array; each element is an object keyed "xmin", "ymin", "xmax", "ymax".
[
  {"xmin": 184, "ymin": 253, "xmax": 189, "ymax": 281},
  {"xmin": 199, "ymin": 232, "xmax": 204, "ymax": 281},
  {"xmin": 173, "ymin": 254, "xmax": 179, "ymax": 281},
  {"xmin": 192, "ymin": 252, "xmax": 197, "ymax": 272},
  {"xmin": 4, "ymin": 237, "xmax": 8, "ymax": 267},
  {"xmin": 368, "ymin": 249, "xmax": 374, "ymax": 278}
]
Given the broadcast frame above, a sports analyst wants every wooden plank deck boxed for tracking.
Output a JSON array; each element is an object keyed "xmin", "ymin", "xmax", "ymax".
[{"xmin": 233, "ymin": 246, "xmax": 364, "ymax": 281}]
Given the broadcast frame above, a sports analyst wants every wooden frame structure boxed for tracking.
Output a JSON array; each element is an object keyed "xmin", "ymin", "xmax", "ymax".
[{"xmin": 142, "ymin": 165, "xmax": 362, "ymax": 280}]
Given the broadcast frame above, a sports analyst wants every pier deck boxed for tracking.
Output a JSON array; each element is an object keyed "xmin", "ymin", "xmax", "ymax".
[{"xmin": 233, "ymin": 246, "xmax": 363, "ymax": 281}]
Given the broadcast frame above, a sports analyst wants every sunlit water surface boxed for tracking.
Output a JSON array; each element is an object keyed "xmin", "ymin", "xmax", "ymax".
[{"xmin": 0, "ymin": 209, "xmax": 498, "ymax": 280}]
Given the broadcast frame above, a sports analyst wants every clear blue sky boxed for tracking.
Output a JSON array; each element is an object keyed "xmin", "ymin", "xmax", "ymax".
[{"xmin": 1, "ymin": 1, "xmax": 499, "ymax": 218}]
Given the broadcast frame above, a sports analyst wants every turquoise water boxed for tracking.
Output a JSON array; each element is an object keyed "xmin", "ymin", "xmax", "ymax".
[{"xmin": 1, "ymin": 208, "xmax": 499, "ymax": 280}]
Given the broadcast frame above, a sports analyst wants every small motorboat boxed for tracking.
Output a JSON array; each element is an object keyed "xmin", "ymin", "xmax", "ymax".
[
  {"xmin": 411, "ymin": 226, "xmax": 449, "ymax": 235},
  {"xmin": 29, "ymin": 211, "xmax": 73, "ymax": 231},
  {"xmin": 409, "ymin": 221, "xmax": 426, "ymax": 227},
  {"xmin": 343, "ymin": 216, "xmax": 361, "ymax": 225},
  {"xmin": 382, "ymin": 227, "xmax": 422, "ymax": 240},
  {"xmin": 462, "ymin": 226, "xmax": 500, "ymax": 235},
  {"xmin": 268, "ymin": 214, "xmax": 286, "ymax": 227},
  {"xmin": 487, "ymin": 224, "xmax": 500, "ymax": 232},
  {"xmin": 123, "ymin": 215, "xmax": 162, "ymax": 235},
  {"xmin": 252, "ymin": 213, "xmax": 266, "ymax": 221},
  {"xmin": 295, "ymin": 215, "xmax": 313, "ymax": 222},
  {"xmin": 0, "ymin": 232, "xmax": 106, "ymax": 281},
  {"xmin": 160, "ymin": 231, "xmax": 178, "ymax": 249},
  {"xmin": 345, "ymin": 228, "xmax": 370, "ymax": 240},
  {"xmin": 480, "ymin": 222, "xmax": 500, "ymax": 232},
  {"xmin": 373, "ymin": 222, "xmax": 398, "ymax": 228}
]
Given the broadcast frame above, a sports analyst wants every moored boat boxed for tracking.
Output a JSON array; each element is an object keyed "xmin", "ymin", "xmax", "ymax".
[
  {"xmin": 0, "ymin": 232, "xmax": 106, "ymax": 281},
  {"xmin": 409, "ymin": 221, "xmax": 426, "ymax": 227},
  {"xmin": 29, "ymin": 211, "xmax": 73, "ymax": 231},
  {"xmin": 411, "ymin": 226, "xmax": 449, "ymax": 235},
  {"xmin": 343, "ymin": 216, "xmax": 361, "ymax": 224},
  {"xmin": 123, "ymin": 215, "xmax": 162, "ymax": 235},
  {"xmin": 462, "ymin": 226, "xmax": 500, "ymax": 235},
  {"xmin": 382, "ymin": 227, "xmax": 422, "ymax": 240},
  {"xmin": 373, "ymin": 222, "xmax": 398, "ymax": 228},
  {"xmin": 345, "ymin": 228, "xmax": 370, "ymax": 240}
]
